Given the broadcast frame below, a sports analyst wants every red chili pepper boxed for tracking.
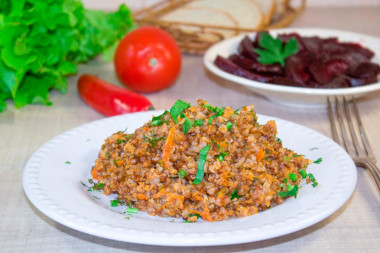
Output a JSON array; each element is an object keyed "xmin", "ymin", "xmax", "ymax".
[{"xmin": 77, "ymin": 74, "xmax": 153, "ymax": 116}]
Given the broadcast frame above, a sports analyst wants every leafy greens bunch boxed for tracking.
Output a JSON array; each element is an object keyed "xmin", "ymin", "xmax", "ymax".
[{"xmin": 0, "ymin": 0, "xmax": 134, "ymax": 112}]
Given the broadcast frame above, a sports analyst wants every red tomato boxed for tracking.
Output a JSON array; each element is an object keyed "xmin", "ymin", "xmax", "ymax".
[
  {"xmin": 77, "ymin": 74, "xmax": 153, "ymax": 117},
  {"xmin": 114, "ymin": 26, "xmax": 182, "ymax": 93}
]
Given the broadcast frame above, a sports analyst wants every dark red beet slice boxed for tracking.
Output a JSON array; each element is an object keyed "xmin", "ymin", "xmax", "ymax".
[
  {"xmin": 238, "ymin": 36, "xmax": 257, "ymax": 60},
  {"xmin": 214, "ymin": 31, "xmax": 380, "ymax": 89},
  {"xmin": 229, "ymin": 54, "xmax": 283, "ymax": 75},
  {"xmin": 285, "ymin": 52, "xmax": 314, "ymax": 85},
  {"xmin": 325, "ymin": 59, "xmax": 350, "ymax": 76},
  {"xmin": 347, "ymin": 62, "xmax": 380, "ymax": 78},
  {"xmin": 309, "ymin": 59, "xmax": 332, "ymax": 84},
  {"xmin": 301, "ymin": 37, "xmax": 325, "ymax": 56},
  {"xmin": 322, "ymin": 76, "xmax": 350, "ymax": 88},
  {"xmin": 271, "ymin": 76, "xmax": 307, "ymax": 87},
  {"xmin": 278, "ymin": 33, "xmax": 305, "ymax": 51},
  {"xmin": 214, "ymin": 55, "xmax": 272, "ymax": 83}
]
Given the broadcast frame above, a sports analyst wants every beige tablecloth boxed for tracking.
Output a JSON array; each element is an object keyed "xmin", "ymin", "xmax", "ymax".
[{"xmin": 1, "ymin": 6, "xmax": 380, "ymax": 253}]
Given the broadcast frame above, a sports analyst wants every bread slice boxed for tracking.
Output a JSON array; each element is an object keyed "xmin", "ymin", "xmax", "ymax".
[
  {"xmin": 160, "ymin": 6, "xmax": 239, "ymax": 38},
  {"xmin": 255, "ymin": 0, "xmax": 276, "ymax": 25},
  {"xmin": 188, "ymin": 0, "xmax": 264, "ymax": 30}
]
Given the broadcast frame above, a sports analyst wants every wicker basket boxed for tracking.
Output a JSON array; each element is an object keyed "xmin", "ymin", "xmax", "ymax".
[{"xmin": 133, "ymin": 0, "xmax": 306, "ymax": 54}]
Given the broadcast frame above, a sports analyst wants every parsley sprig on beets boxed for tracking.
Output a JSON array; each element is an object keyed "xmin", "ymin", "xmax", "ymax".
[{"xmin": 254, "ymin": 31, "xmax": 299, "ymax": 67}]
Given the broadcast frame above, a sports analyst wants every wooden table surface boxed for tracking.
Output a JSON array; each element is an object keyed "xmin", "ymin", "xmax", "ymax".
[{"xmin": 1, "ymin": 6, "xmax": 380, "ymax": 253}]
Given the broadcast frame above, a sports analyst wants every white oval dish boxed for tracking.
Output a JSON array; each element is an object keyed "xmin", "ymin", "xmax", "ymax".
[
  {"xmin": 23, "ymin": 110, "xmax": 357, "ymax": 246},
  {"xmin": 204, "ymin": 28, "xmax": 380, "ymax": 107}
]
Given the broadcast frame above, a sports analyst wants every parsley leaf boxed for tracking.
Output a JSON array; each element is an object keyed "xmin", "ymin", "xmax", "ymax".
[
  {"xmin": 192, "ymin": 144, "xmax": 211, "ymax": 185},
  {"xmin": 180, "ymin": 113, "xmax": 193, "ymax": 135},
  {"xmin": 170, "ymin": 99, "xmax": 191, "ymax": 123},
  {"xmin": 150, "ymin": 110, "xmax": 169, "ymax": 126},
  {"xmin": 178, "ymin": 169, "xmax": 187, "ymax": 178},
  {"xmin": 254, "ymin": 31, "xmax": 299, "ymax": 67},
  {"xmin": 230, "ymin": 188, "xmax": 242, "ymax": 200}
]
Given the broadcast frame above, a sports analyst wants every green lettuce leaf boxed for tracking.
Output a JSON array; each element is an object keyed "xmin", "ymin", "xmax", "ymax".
[{"xmin": 0, "ymin": 0, "xmax": 134, "ymax": 112}]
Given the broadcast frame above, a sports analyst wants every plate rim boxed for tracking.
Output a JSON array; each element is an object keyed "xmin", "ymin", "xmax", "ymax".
[
  {"xmin": 22, "ymin": 110, "xmax": 357, "ymax": 246},
  {"xmin": 203, "ymin": 27, "xmax": 380, "ymax": 96}
]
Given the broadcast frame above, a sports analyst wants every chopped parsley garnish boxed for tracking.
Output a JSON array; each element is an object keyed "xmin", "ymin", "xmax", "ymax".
[
  {"xmin": 284, "ymin": 156, "xmax": 291, "ymax": 161},
  {"xmin": 150, "ymin": 110, "xmax": 169, "ymax": 126},
  {"xmin": 203, "ymin": 104, "xmax": 225, "ymax": 125},
  {"xmin": 178, "ymin": 169, "xmax": 187, "ymax": 178},
  {"xmin": 180, "ymin": 113, "xmax": 193, "ymax": 134},
  {"xmin": 254, "ymin": 31, "xmax": 299, "ymax": 67},
  {"xmin": 217, "ymin": 152, "xmax": 228, "ymax": 162},
  {"xmin": 189, "ymin": 213, "xmax": 201, "ymax": 219},
  {"xmin": 170, "ymin": 99, "xmax": 191, "ymax": 124},
  {"xmin": 277, "ymin": 138, "xmax": 282, "ymax": 144},
  {"xmin": 308, "ymin": 173, "xmax": 316, "ymax": 182},
  {"xmin": 226, "ymin": 121, "xmax": 232, "ymax": 130},
  {"xmin": 299, "ymin": 169, "xmax": 307, "ymax": 179},
  {"xmin": 192, "ymin": 144, "xmax": 211, "ymax": 185},
  {"xmin": 117, "ymin": 139, "xmax": 124, "ymax": 144},
  {"xmin": 278, "ymin": 184, "xmax": 299, "ymax": 198},
  {"xmin": 230, "ymin": 188, "xmax": 242, "ymax": 200},
  {"xmin": 289, "ymin": 173, "xmax": 297, "ymax": 181},
  {"xmin": 216, "ymin": 143, "xmax": 229, "ymax": 161},
  {"xmin": 208, "ymin": 116, "xmax": 217, "ymax": 125},
  {"xmin": 143, "ymin": 131, "xmax": 165, "ymax": 147},
  {"xmin": 194, "ymin": 119, "xmax": 204, "ymax": 126},
  {"xmin": 110, "ymin": 199, "xmax": 125, "ymax": 207},
  {"xmin": 65, "ymin": 161, "xmax": 71, "ymax": 164},
  {"xmin": 81, "ymin": 179, "xmax": 104, "ymax": 192},
  {"xmin": 105, "ymin": 152, "xmax": 110, "ymax": 159},
  {"xmin": 313, "ymin": 157, "xmax": 323, "ymax": 164},
  {"xmin": 125, "ymin": 207, "xmax": 138, "ymax": 214},
  {"xmin": 307, "ymin": 173, "xmax": 318, "ymax": 187}
]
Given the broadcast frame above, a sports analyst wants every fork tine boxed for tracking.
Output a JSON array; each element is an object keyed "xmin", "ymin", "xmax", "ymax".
[
  {"xmin": 343, "ymin": 97, "xmax": 361, "ymax": 156},
  {"xmin": 352, "ymin": 98, "xmax": 375, "ymax": 160},
  {"xmin": 327, "ymin": 97, "xmax": 340, "ymax": 143},
  {"xmin": 335, "ymin": 97, "xmax": 353, "ymax": 156}
]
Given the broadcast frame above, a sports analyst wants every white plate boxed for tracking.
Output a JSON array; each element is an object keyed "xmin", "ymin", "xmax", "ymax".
[
  {"xmin": 204, "ymin": 28, "xmax": 380, "ymax": 107},
  {"xmin": 23, "ymin": 110, "xmax": 357, "ymax": 246}
]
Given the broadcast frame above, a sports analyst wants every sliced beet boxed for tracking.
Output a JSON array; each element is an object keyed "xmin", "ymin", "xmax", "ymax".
[
  {"xmin": 214, "ymin": 55, "xmax": 272, "ymax": 83},
  {"xmin": 347, "ymin": 62, "xmax": 380, "ymax": 78},
  {"xmin": 318, "ymin": 76, "xmax": 350, "ymax": 89},
  {"xmin": 214, "ymin": 31, "xmax": 380, "ymax": 89},
  {"xmin": 301, "ymin": 37, "xmax": 325, "ymax": 56},
  {"xmin": 271, "ymin": 76, "xmax": 307, "ymax": 87},
  {"xmin": 238, "ymin": 36, "xmax": 257, "ymax": 60},
  {"xmin": 285, "ymin": 52, "xmax": 314, "ymax": 85},
  {"xmin": 278, "ymin": 33, "xmax": 305, "ymax": 51},
  {"xmin": 325, "ymin": 59, "xmax": 350, "ymax": 76},
  {"xmin": 309, "ymin": 59, "xmax": 332, "ymax": 84},
  {"xmin": 228, "ymin": 54, "xmax": 283, "ymax": 75}
]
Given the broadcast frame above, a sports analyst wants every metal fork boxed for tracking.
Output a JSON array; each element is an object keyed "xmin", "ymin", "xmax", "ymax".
[{"xmin": 328, "ymin": 96, "xmax": 380, "ymax": 190}]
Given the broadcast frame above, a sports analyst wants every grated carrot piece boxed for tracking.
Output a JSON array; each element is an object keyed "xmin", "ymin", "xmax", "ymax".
[
  {"xmin": 137, "ymin": 193, "xmax": 148, "ymax": 200},
  {"xmin": 189, "ymin": 208, "xmax": 214, "ymax": 222},
  {"xmin": 163, "ymin": 126, "xmax": 175, "ymax": 169},
  {"xmin": 257, "ymin": 148, "xmax": 265, "ymax": 162},
  {"xmin": 92, "ymin": 167, "xmax": 98, "ymax": 180},
  {"xmin": 116, "ymin": 160, "xmax": 124, "ymax": 166}
]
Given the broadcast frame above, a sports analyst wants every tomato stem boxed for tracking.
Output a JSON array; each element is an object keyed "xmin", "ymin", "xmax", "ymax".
[{"xmin": 149, "ymin": 58, "xmax": 158, "ymax": 67}]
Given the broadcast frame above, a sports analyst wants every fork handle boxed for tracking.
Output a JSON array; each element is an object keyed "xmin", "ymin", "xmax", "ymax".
[{"xmin": 365, "ymin": 161, "xmax": 380, "ymax": 191}]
